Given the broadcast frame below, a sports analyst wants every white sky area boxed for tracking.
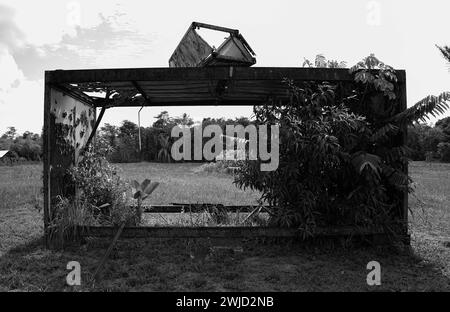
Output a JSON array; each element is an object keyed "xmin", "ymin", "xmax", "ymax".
[{"xmin": 0, "ymin": 0, "xmax": 449, "ymax": 134}]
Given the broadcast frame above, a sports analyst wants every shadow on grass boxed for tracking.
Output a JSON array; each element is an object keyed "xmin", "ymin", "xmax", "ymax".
[{"xmin": 0, "ymin": 235, "xmax": 449, "ymax": 292}]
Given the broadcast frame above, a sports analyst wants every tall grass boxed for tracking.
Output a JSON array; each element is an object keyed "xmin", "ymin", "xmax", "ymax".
[
  {"xmin": 143, "ymin": 211, "xmax": 269, "ymax": 227},
  {"xmin": 0, "ymin": 164, "xmax": 42, "ymax": 211},
  {"xmin": 47, "ymin": 196, "xmax": 98, "ymax": 249}
]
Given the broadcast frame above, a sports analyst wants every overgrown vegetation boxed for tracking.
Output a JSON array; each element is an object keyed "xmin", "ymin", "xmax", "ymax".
[
  {"xmin": 235, "ymin": 54, "xmax": 450, "ymax": 237},
  {"xmin": 47, "ymin": 148, "xmax": 141, "ymax": 247},
  {"xmin": 69, "ymin": 147, "xmax": 136, "ymax": 226}
]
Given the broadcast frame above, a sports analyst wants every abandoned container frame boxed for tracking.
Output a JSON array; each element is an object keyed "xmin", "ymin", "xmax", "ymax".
[{"xmin": 42, "ymin": 66, "xmax": 408, "ymax": 247}]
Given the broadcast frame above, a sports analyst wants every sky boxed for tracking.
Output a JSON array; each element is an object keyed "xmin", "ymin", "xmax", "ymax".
[{"xmin": 0, "ymin": 0, "xmax": 449, "ymax": 134}]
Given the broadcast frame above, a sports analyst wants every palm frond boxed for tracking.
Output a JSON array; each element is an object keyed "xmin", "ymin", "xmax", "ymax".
[
  {"xmin": 381, "ymin": 164, "xmax": 411, "ymax": 191},
  {"xmin": 379, "ymin": 145, "xmax": 412, "ymax": 163},
  {"xmin": 370, "ymin": 123, "xmax": 399, "ymax": 143},
  {"xmin": 436, "ymin": 45, "xmax": 450, "ymax": 64},
  {"xmin": 389, "ymin": 92, "xmax": 450, "ymax": 125}
]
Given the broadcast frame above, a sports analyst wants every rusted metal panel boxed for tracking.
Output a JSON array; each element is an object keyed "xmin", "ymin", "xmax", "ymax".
[
  {"xmin": 49, "ymin": 89, "xmax": 96, "ymax": 163},
  {"xmin": 200, "ymin": 36, "xmax": 256, "ymax": 67},
  {"xmin": 169, "ymin": 27, "xmax": 213, "ymax": 67},
  {"xmin": 219, "ymin": 36, "xmax": 254, "ymax": 62}
]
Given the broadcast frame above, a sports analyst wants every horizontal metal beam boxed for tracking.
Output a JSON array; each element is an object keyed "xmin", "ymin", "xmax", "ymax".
[
  {"xmin": 46, "ymin": 67, "xmax": 406, "ymax": 84},
  {"xmin": 93, "ymin": 98, "xmax": 273, "ymax": 108},
  {"xmin": 192, "ymin": 22, "xmax": 239, "ymax": 35},
  {"xmin": 142, "ymin": 204, "xmax": 265, "ymax": 213},
  {"xmin": 81, "ymin": 226, "xmax": 297, "ymax": 238},
  {"xmin": 78, "ymin": 225, "xmax": 393, "ymax": 239}
]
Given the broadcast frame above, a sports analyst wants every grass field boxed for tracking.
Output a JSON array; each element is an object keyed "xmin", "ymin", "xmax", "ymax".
[{"xmin": 0, "ymin": 161, "xmax": 449, "ymax": 291}]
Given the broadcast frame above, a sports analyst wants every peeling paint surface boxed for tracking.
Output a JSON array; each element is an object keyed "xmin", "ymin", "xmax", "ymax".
[{"xmin": 50, "ymin": 89, "xmax": 95, "ymax": 163}]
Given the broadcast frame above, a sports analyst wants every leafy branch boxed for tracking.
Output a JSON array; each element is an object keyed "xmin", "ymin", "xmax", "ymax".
[{"xmin": 131, "ymin": 179, "xmax": 160, "ymax": 225}]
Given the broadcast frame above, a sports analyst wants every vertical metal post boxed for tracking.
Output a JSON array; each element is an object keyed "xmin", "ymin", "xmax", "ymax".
[
  {"xmin": 400, "ymin": 75, "xmax": 409, "ymax": 238},
  {"xmin": 138, "ymin": 106, "xmax": 144, "ymax": 152}
]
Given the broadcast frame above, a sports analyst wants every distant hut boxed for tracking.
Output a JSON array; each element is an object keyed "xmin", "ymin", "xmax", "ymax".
[{"xmin": 0, "ymin": 150, "xmax": 13, "ymax": 165}]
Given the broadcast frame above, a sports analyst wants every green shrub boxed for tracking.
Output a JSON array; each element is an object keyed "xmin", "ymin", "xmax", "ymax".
[
  {"xmin": 435, "ymin": 116, "xmax": 450, "ymax": 136},
  {"xmin": 437, "ymin": 142, "xmax": 450, "ymax": 162},
  {"xmin": 235, "ymin": 80, "xmax": 374, "ymax": 234},
  {"xmin": 69, "ymin": 147, "xmax": 136, "ymax": 226}
]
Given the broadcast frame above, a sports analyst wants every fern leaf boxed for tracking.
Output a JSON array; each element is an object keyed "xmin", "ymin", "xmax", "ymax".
[
  {"xmin": 380, "ymin": 146, "xmax": 412, "ymax": 163},
  {"xmin": 381, "ymin": 164, "xmax": 410, "ymax": 190},
  {"xmin": 389, "ymin": 92, "xmax": 450, "ymax": 125}
]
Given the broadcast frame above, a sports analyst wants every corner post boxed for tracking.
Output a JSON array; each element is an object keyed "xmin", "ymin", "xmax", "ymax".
[
  {"xmin": 43, "ymin": 71, "xmax": 51, "ymax": 248},
  {"xmin": 399, "ymin": 72, "xmax": 409, "ymax": 238}
]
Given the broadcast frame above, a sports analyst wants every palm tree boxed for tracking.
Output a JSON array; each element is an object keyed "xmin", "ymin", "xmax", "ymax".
[
  {"xmin": 157, "ymin": 134, "xmax": 172, "ymax": 163},
  {"xmin": 393, "ymin": 47, "xmax": 450, "ymax": 128},
  {"xmin": 436, "ymin": 45, "xmax": 450, "ymax": 65}
]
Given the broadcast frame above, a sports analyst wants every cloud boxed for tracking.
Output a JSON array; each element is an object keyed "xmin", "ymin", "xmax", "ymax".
[
  {"xmin": 0, "ymin": 78, "xmax": 43, "ymax": 134},
  {"xmin": 9, "ymin": 12, "xmax": 155, "ymax": 79},
  {"xmin": 0, "ymin": 4, "xmax": 26, "ymax": 51},
  {"xmin": 1, "ymin": 3, "xmax": 155, "ymax": 79},
  {"xmin": 0, "ymin": 48, "xmax": 24, "ymax": 91},
  {"xmin": 0, "ymin": 47, "xmax": 42, "ymax": 133},
  {"xmin": 0, "ymin": 3, "xmax": 156, "ymax": 133}
]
